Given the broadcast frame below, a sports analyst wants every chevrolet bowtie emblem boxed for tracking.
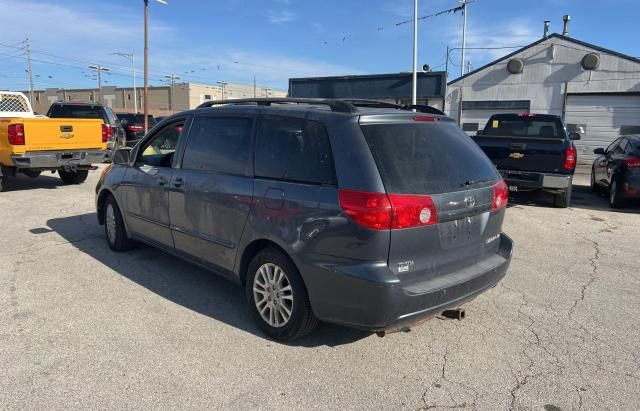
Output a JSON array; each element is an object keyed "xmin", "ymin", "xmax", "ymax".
[{"xmin": 509, "ymin": 152, "xmax": 525, "ymax": 159}]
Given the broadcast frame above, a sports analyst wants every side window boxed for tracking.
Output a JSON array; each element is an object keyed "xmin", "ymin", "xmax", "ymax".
[
  {"xmin": 605, "ymin": 139, "xmax": 620, "ymax": 155},
  {"xmin": 138, "ymin": 120, "xmax": 184, "ymax": 167},
  {"xmin": 255, "ymin": 116, "xmax": 336, "ymax": 185},
  {"xmin": 181, "ymin": 116, "xmax": 253, "ymax": 175},
  {"xmin": 613, "ymin": 139, "xmax": 627, "ymax": 155}
]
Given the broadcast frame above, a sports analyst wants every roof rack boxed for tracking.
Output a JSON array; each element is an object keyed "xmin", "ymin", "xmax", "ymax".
[
  {"xmin": 196, "ymin": 98, "xmax": 358, "ymax": 114},
  {"xmin": 340, "ymin": 99, "xmax": 445, "ymax": 115},
  {"xmin": 196, "ymin": 97, "xmax": 445, "ymax": 116}
]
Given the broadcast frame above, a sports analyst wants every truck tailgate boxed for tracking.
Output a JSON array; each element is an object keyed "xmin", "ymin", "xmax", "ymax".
[
  {"xmin": 473, "ymin": 135, "xmax": 568, "ymax": 174},
  {"xmin": 22, "ymin": 118, "xmax": 105, "ymax": 151}
]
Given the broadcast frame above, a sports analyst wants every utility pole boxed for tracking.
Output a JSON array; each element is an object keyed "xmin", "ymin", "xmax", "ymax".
[
  {"xmin": 217, "ymin": 81, "xmax": 228, "ymax": 101},
  {"xmin": 460, "ymin": 0, "xmax": 468, "ymax": 78},
  {"xmin": 253, "ymin": 76, "xmax": 256, "ymax": 98},
  {"xmin": 25, "ymin": 38, "xmax": 34, "ymax": 105},
  {"xmin": 144, "ymin": 0, "xmax": 149, "ymax": 132},
  {"xmin": 412, "ymin": 0, "xmax": 418, "ymax": 107},
  {"xmin": 88, "ymin": 64, "xmax": 109, "ymax": 103},
  {"xmin": 164, "ymin": 73, "xmax": 180, "ymax": 112},
  {"xmin": 112, "ymin": 53, "xmax": 138, "ymax": 113}
]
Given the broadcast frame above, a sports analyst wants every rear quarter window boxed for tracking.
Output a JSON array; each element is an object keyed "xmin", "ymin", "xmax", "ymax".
[
  {"xmin": 255, "ymin": 116, "xmax": 336, "ymax": 185},
  {"xmin": 361, "ymin": 121, "xmax": 499, "ymax": 194}
]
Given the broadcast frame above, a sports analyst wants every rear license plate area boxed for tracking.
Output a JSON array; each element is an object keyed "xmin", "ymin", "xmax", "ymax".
[{"xmin": 438, "ymin": 214, "xmax": 484, "ymax": 249}]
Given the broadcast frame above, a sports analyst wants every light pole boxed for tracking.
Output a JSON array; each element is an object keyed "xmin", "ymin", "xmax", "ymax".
[
  {"xmin": 460, "ymin": 0, "xmax": 468, "ymax": 78},
  {"xmin": 112, "ymin": 52, "xmax": 138, "ymax": 113},
  {"xmin": 88, "ymin": 64, "xmax": 109, "ymax": 104},
  {"xmin": 412, "ymin": 0, "xmax": 418, "ymax": 107},
  {"xmin": 217, "ymin": 81, "xmax": 228, "ymax": 101},
  {"xmin": 164, "ymin": 73, "xmax": 180, "ymax": 112},
  {"xmin": 144, "ymin": 0, "xmax": 168, "ymax": 133}
]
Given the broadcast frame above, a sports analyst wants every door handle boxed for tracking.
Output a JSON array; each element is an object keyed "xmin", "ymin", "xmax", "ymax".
[
  {"xmin": 173, "ymin": 177, "xmax": 184, "ymax": 187},
  {"xmin": 157, "ymin": 176, "xmax": 168, "ymax": 186}
]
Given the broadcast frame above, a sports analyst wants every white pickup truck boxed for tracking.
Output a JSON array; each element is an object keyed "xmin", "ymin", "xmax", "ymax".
[{"xmin": 0, "ymin": 91, "xmax": 107, "ymax": 192}]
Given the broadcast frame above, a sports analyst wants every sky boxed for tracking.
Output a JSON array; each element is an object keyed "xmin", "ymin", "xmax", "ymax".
[{"xmin": 0, "ymin": 0, "xmax": 638, "ymax": 92}]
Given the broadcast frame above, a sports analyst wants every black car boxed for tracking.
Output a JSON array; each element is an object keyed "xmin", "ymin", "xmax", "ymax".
[
  {"xmin": 115, "ymin": 113, "xmax": 157, "ymax": 147},
  {"xmin": 96, "ymin": 98, "xmax": 513, "ymax": 341},
  {"xmin": 473, "ymin": 113, "xmax": 580, "ymax": 208},
  {"xmin": 47, "ymin": 102, "xmax": 125, "ymax": 151},
  {"xmin": 591, "ymin": 135, "xmax": 640, "ymax": 208}
]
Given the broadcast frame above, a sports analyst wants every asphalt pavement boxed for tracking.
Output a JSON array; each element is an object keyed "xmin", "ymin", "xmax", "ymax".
[{"xmin": 1, "ymin": 168, "xmax": 639, "ymax": 410}]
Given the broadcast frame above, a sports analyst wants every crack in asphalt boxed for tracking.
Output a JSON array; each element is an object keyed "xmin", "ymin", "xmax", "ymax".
[{"xmin": 567, "ymin": 238, "xmax": 600, "ymax": 318}]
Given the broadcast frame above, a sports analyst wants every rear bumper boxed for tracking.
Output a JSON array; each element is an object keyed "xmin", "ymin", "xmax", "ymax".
[
  {"xmin": 10, "ymin": 150, "xmax": 105, "ymax": 169},
  {"xmin": 301, "ymin": 233, "xmax": 513, "ymax": 332},
  {"xmin": 499, "ymin": 170, "xmax": 572, "ymax": 191},
  {"xmin": 622, "ymin": 175, "xmax": 640, "ymax": 199}
]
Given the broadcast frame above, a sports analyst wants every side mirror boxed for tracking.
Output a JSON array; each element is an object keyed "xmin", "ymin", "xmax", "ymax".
[
  {"xmin": 112, "ymin": 148, "xmax": 131, "ymax": 165},
  {"xmin": 569, "ymin": 132, "xmax": 581, "ymax": 140},
  {"xmin": 476, "ymin": 129, "xmax": 484, "ymax": 136},
  {"xmin": 593, "ymin": 147, "xmax": 605, "ymax": 155}
]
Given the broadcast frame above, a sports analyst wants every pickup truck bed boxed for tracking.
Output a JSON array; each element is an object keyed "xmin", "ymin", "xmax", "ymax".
[{"xmin": 472, "ymin": 113, "xmax": 578, "ymax": 207}]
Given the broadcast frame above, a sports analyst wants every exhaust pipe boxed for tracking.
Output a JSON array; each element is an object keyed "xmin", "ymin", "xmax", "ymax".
[{"xmin": 441, "ymin": 308, "xmax": 466, "ymax": 320}]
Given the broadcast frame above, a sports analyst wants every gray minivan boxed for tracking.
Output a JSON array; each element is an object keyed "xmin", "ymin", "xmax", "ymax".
[{"xmin": 96, "ymin": 98, "xmax": 513, "ymax": 341}]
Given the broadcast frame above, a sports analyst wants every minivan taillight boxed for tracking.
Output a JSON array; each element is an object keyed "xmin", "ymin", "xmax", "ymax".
[
  {"xmin": 492, "ymin": 179, "xmax": 509, "ymax": 211},
  {"xmin": 388, "ymin": 194, "xmax": 438, "ymax": 228},
  {"xmin": 564, "ymin": 147, "xmax": 577, "ymax": 170},
  {"xmin": 101, "ymin": 124, "xmax": 112, "ymax": 143},
  {"xmin": 338, "ymin": 189, "xmax": 438, "ymax": 230},
  {"xmin": 8, "ymin": 124, "xmax": 25, "ymax": 145}
]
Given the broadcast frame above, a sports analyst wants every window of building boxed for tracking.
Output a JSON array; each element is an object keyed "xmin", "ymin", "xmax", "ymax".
[
  {"xmin": 620, "ymin": 125, "xmax": 640, "ymax": 135},
  {"xmin": 204, "ymin": 94, "xmax": 212, "ymax": 100},
  {"xmin": 462, "ymin": 122, "xmax": 479, "ymax": 133},
  {"xmin": 255, "ymin": 116, "xmax": 336, "ymax": 185},
  {"xmin": 127, "ymin": 94, "xmax": 131, "ymax": 101},
  {"xmin": 181, "ymin": 116, "xmax": 253, "ymax": 176}
]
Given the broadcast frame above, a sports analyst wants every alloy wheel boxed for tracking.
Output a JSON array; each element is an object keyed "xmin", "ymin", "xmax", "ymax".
[
  {"xmin": 105, "ymin": 203, "xmax": 117, "ymax": 244},
  {"xmin": 252, "ymin": 263, "xmax": 294, "ymax": 328}
]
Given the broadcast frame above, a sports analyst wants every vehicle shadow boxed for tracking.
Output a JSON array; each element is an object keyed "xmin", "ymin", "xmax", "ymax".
[
  {"xmin": 4, "ymin": 173, "xmax": 64, "ymax": 191},
  {"xmin": 46, "ymin": 213, "xmax": 371, "ymax": 347},
  {"xmin": 506, "ymin": 183, "xmax": 640, "ymax": 213}
]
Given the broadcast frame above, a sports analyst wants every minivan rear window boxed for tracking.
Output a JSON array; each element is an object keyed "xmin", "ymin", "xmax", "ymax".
[{"xmin": 361, "ymin": 122, "xmax": 499, "ymax": 194}]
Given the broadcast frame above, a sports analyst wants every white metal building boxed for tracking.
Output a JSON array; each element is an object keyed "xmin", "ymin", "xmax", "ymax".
[{"xmin": 446, "ymin": 33, "xmax": 640, "ymax": 164}]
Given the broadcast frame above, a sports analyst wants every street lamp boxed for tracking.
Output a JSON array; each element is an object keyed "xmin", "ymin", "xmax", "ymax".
[
  {"xmin": 216, "ymin": 81, "xmax": 228, "ymax": 101},
  {"xmin": 88, "ymin": 64, "xmax": 109, "ymax": 104},
  {"xmin": 144, "ymin": 0, "xmax": 168, "ymax": 132},
  {"xmin": 112, "ymin": 52, "xmax": 138, "ymax": 113}
]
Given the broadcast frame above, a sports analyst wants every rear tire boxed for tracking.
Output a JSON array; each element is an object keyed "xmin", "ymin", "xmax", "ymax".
[
  {"xmin": 59, "ymin": 169, "xmax": 89, "ymax": 185},
  {"xmin": 553, "ymin": 184, "xmax": 572, "ymax": 208},
  {"xmin": 609, "ymin": 179, "xmax": 625, "ymax": 209},
  {"xmin": 246, "ymin": 248, "xmax": 318, "ymax": 341},
  {"xmin": 104, "ymin": 195, "xmax": 134, "ymax": 251},
  {"xmin": 0, "ymin": 176, "xmax": 6, "ymax": 192}
]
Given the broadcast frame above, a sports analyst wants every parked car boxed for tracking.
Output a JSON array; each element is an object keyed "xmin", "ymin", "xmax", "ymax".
[
  {"xmin": 0, "ymin": 91, "xmax": 106, "ymax": 192},
  {"xmin": 47, "ymin": 101, "xmax": 124, "ymax": 151},
  {"xmin": 474, "ymin": 113, "xmax": 580, "ymax": 208},
  {"xmin": 96, "ymin": 98, "xmax": 513, "ymax": 341},
  {"xmin": 115, "ymin": 113, "xmax": 157, "ymax": 147},
  {"xmin": 591, "ymin": 135, "xmax": 640, "ymax": 208}
]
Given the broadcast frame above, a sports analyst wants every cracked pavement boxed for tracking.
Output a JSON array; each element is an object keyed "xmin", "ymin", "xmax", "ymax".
[{"xmin": 1, "ymin": 168, "xmax": 639, "ymax": 410}]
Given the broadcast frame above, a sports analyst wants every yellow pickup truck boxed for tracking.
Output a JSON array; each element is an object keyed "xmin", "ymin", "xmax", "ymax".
[{"xmin": 0, "ymin": 91, "xmax": 107, "ymax": 192}]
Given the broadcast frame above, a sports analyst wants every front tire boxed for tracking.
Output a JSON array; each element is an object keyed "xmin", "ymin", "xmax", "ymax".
[
  {"xmin": 104, "ymin": 195, "xmax": 134, "ymax": 251},
  {"xmin": 553, "ymin": 184, "xmax": 572, "ymax": 208},
  {"xmin": 59, "ymin": 169, "xmax": 89, "ymax": 185},
  {"xmin": 590, "ymin": 168, "xmax": 599, "ymax": 192},
  {"xmin": 246, "ymin": 248, "xmax": 318, "ymax": 341}
]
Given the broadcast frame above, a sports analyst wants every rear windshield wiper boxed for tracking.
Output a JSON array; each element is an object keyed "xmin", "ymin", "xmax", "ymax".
[{"xmin": 460, "ymin": 178, "xmax": 494, "ymax": 187}]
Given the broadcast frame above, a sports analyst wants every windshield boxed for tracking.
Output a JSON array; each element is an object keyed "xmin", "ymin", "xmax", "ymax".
[
  {"xmin": 484, "ymin": 115, "xmax": 566, "ymax": 139},
  {"xmin": 360, "ymin": 121, "xmax": 499, "ymax": 194}
]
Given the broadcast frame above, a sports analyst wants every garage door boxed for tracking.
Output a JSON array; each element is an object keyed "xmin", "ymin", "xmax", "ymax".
[
  {"xmin": 460, "ymin": 108, "xmax": 522, "ymax": 135},
  {"xmin": 565, "ymin": 94, "xmax": 640, "ymax": 164}
]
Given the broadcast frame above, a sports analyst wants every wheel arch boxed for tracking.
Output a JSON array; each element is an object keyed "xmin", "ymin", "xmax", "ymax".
[
  {"xmin": 96, "ymin": 188, "xmax": 115, "ymax": 225},
  {"xmin": 237, "ymin": 239, "xmax": 295, "ymax": 287}
]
